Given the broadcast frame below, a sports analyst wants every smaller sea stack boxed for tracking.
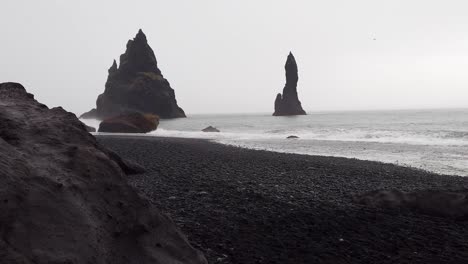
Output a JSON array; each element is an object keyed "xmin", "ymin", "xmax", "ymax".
[{"xmin": 273, "ymin": 52, "xmax": 306, "ymax": 116}]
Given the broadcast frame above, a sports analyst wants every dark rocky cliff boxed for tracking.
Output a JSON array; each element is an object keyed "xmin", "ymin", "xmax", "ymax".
[
  {"xmin": 273, "ymin": 52, "xmax": 306, "ymax": 116},
  {"xmin": 81, "ymin": 29, "xmax": 186, "ymax": 119},
  {"xmin": 0, "ymin": 82, "xmax": 205, "ymax": 264}
]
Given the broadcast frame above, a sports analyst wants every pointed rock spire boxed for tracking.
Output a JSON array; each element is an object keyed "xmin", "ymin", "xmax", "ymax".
[
  {"xmin": 108, "ymin": 59, "xmax": 118, "ymax": 74},
  {"xmin": 273, "ymin": 52, "xmax": 306, "ymax": 116},
  {"xmin": 284, "ymin": 52, "xmax": 298, "ymax": 89},
  {"xmin": 135, "ymin": 28, "xmax": 147, "ymax": 42},
  {"xmin": 119, "ymin": 29, "xmax": 160, "ymax": 75}
]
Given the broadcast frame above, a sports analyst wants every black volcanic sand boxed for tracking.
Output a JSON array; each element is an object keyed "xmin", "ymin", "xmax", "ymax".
[{"xmin": 98, "ymin": 136, "xmax": 468, "ymax": 264}]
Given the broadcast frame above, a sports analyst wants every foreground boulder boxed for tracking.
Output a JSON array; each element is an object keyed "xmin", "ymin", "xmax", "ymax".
[
  {"xmin": 0, "ymin": 82, "xmax": 206, "ymax": 264},
  {"xmin": 273, "ymin": 52, "xmax": 307, "ymax": 116},
  {"xmin": 356, "ymin": 189, "xmax": 468, "ymax": 219},
  {"xmin": 99, "ymin": 112, "xmax": 159, "ymax": 133},
  {"xmin": 202, "ymin": 126, "xmax": 220, "ymax": 132},
  {"xmin": 81, "ymin": 29, "xmax": 186, "ymax": 120}
]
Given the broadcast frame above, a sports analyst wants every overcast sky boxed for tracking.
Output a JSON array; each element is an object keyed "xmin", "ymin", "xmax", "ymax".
[{"xmin": 2, "ymin": 0, "xmax": 468, "ymax": 115}]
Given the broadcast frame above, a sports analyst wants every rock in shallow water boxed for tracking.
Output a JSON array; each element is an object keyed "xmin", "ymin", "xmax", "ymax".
[
  {"xmin": 202, "ymin": 126, "xmax": 220, "ymax": 132},
  {"xmin": 0, "ymin": 82, "xmax": 206, "ymax": 264},
  {"xmin": 98, "ymin": 112, "xmax": 159, "ymax": 133}
]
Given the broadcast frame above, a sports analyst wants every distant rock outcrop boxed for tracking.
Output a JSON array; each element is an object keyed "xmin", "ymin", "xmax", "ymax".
[
  {"xmin": 80, "ymin": 108, "xmax": 97, "ymax": 119},
  {"xmin": 202, "ymin": 126, "xmax": 220, "ymax": 132},
  {"xmin": 0, "ymin": 82, "xmax": 206, "ymax": 264},
  {"xmin": 99, "ymin": 112, "xmax": 159, "ymax": 133},
  {"xmin": 273, "ymin": 52, "xmax": 306, "ymax": 116},
  {"xmin": 81, "ymin": 29, "xmax": 186, "ymax": 120}
]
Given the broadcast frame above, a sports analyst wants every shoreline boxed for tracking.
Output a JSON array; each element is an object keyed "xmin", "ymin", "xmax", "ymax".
[
  {"xmin": 98, "ymin": 135, "xmax": 468, "ymax": 264},
  {"xmin": 215, "ymin": 140, "xmax": 460, "ymax": 177},
  {"xmin": 94, "ymin": 133, "xmax": 465, "ymax": 177}
]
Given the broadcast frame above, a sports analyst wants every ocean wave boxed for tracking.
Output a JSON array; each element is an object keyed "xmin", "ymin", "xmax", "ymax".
[
  {"xmin": 79, "ymin": 118, "xmax": 101, "ymax": 130},
  {"xmin": 80, "ymin": 111, "xmax": 468, "ymax": 176},
  {"xmin": 151, "ymin": 128, "xmax": 468, "ymax": 146},
  {"xmin": 80, "ymin": 117, "xmax": 468, "ymax": 146},
  {"xmin": 440, "ymin": 131, "xmax": 468, "ymax": 139}
]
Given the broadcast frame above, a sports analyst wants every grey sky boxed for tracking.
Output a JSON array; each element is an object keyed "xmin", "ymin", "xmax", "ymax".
[{"xmin": 2, "ymin": 0, "xmax": 468, "ymax": 115}]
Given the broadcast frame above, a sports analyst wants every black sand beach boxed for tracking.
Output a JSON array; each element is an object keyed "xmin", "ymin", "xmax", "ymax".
[{"xmin": 98, "ymin": 136, "xmax": 468, "ymax": 264}]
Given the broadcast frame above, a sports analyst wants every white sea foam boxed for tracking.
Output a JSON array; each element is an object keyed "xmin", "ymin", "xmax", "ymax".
[
  {"xmin": 150, "ymin": 128, "xmax": 468, "ymax": 146},
  {"xmin": 81, "ymin": 109, "xmax": 468, "ymax": 176},
  {"xmin": 80, "ymin": 118, "xmax": 101, "ymax": 131}
]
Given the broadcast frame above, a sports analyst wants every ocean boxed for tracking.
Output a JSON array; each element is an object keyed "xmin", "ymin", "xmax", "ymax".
[{"xmin": 82, "ymin": 109, "xmax": 468, "ymax": 176}]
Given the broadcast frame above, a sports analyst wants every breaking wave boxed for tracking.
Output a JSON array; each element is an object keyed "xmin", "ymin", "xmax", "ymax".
[
  {"xmin": 81, "ymin": 109, "xmax": 468, "ymax": 176},
  {"xmin": 151, "ymin": 128, "xmax": 468, "ymax": 146}
]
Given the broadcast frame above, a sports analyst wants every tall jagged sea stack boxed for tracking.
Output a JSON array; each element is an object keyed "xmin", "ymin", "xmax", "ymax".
[
  {"xmin": 273, "ymin": 52, "xmax": 306, "ymax": 116},
  {"xmin": 81, "ymin": 29, "xmax": 186, "ymax": 119}
]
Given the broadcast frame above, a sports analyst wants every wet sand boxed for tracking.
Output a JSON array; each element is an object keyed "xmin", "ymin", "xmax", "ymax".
[{"xmin": 98, "ymin": 135, "xmax": 468, "ymax": 264}]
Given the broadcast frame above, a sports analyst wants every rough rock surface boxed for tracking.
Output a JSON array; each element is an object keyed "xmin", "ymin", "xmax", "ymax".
[
  {"xmin": 273, "ymin": 52, "xmax": 306, "ymax": 116},
  {"xmin": 0, "ymin": 82, "xmax": 206, "ymax": 264},
  {"xmin": 202, "ymin": 126, "xmax": 220, "ymax": 133},
  {"xmin": 85, "ymin": 124, "xmax": 96, "ymax": 132},
  {"xmin": 356, "ymin": 189, "xmax": 468, "ymax": 219},
  {"xmin": 81, "ymin": 29, "xmax": 186, "ymax": 120},
  {"xmin": 98, "ymin": 112, "xmax": 159, "ymax": 133}
]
